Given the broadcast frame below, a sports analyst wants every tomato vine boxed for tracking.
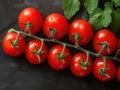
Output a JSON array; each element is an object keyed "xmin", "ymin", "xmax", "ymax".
[{"xmin": 9, "ymin": 28, "xmax": 120, "ymax": 62}]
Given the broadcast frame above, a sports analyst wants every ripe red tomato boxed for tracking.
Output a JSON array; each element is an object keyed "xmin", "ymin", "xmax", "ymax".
[
  {"xmin": 18, "ymin": 7, "xmax": 43, "ymax": 34},
  {"xmin": 2, "ymin": 32, "xmax": 26, "ymax": 57},
  {"xmin": 70, "ymin": 52, "xmax": 93, "ymax": 78},
  {"xmin": 93, "ymin": 58, "xmax": 116, "ymax": 82},
  {"xmin": 25, "ymin": 40, "xmax": 48, "ymax": 64},
  {"xmin": 43, "ymin": 13, "xmax": 69, "ymax": 39},
  {"xmin": 48, "ymin": 45, "xmax": 71, "ymax": 70},
  {"xmin": 93, "ymin": 29, "xmax": 118, "ymax": 55},
  {"xmin": 68, "ymin": 19, "xmax": 93, "ymax": 45},
  {"xmin": 117, "ymin": 66, "xmax": 120, "ymax": 82}
]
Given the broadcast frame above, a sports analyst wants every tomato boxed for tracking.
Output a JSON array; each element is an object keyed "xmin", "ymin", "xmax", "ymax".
[
  {"xmin": 68, "ymin": 19, "xmax": 93, "ymax": 45},
  {"xmin": 93, "ymin": 29, "xmax": 118, "ymax": 55},
  {"xmin": 48, "ymin": 45, "xmax": 71, "ymax": 70},
  {"xmin": 70, "ymin": 52, "xmax": 93, "ymax": 78},
  {"xmin": 25, "ymin": 39, "xmax": 48, "ymax": 64},
  {"xmin": 93, "ymin": 58, "xmax": 116, "ymax": 82},
  {"xmin": 2, "ymin": 32, "xmax": 26, "ymax": 57},
  {"xmin": 117, "ymin": 66, "xmax": 120, "ymax": 82},
  {"xmin": 18, "ymin": 7, "xmax": 43, "ymax": 34},
  {"xmin": 43, "ymin": 13, "xmax": 69, "ymax": 39}
]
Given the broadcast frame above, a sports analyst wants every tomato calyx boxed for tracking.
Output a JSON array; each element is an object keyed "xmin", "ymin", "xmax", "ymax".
[
  {"xmin": 25, "ymin": 22, "xmax": 32, "ymax": 34},
  {"xmin": 57, "ymin": 44, "xmax": 67, "ymax": 63},
  {"xmin": 19, "ymin": 22, "xmax": 32, "ymax": 34},
  {"xmin": 72, "ymin": 33, "xmax": 81, "ymax": 46},
  {"xmin": 99, "ymin": 57, "xmax": 110, "ymax": 78},
  {"xmin": 31, "ymin": 39, "xmax": 46, "ymax": 62},
  {"xmin": 97, "ymin": 42, "xmax": 110, "ymax": 55},
  {"xmin": 79, "ymin": 52, "xmax": 90, "ymax": 70},
  {"xmin": 48, "ymin": 28, "xmax": 56, "ymax": 38},
  {"xmin": 99, "ymin": 68, "xmax": 110, "ymax": 78},
  {"xmin": 8, "ymin": 31, "xmax": 20, "ymax": 48}
]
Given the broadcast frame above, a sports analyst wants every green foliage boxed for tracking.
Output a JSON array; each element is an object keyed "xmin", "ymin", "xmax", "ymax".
[
  {"xmin": 63, "ymin": 0, "xmax": 80, "ymax": 20},
  {"xmin": 63, "ymin": 0, "xmax": 120, "ymax": 32},
  {"xmin": 89, "ymin": 2, "xmax": 112, "ymax": 31}
]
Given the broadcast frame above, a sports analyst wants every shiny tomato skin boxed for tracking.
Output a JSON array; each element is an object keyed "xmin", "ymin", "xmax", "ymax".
[
  {"xmin": 93, "ymin": 29, "xmax": 118, "ymax": 55},
  {"xmin": 68, "ymin": 19, "xmax": 93, "ymax": 45},
  {"xmin": 70, "ymin": 52, "xmax": 93, "ymax": 78},
  {"xmin": 48, "ymin": 45, "xmax": 71, "ymax": 70},
  {"xmin": 18, "ymin": 7, "xmax": 43, "ymax": 34},
  {"xmin": 117, "ymin": 66, "xmax": 120, "ymax": 82},
  {"xmin": 43, "ymin": 13, "xmax": 69, "ymax": 39},
  {"xmin": 93, "ymin": 58, "xmax": 116, "ymax": 82},
  {"xmin": 25, "ymin": 40, "xmax": 48, "ymax": 64},
  {"xmin": 2, "ymin": 32, "xmax": 26, "ymax": 57}
]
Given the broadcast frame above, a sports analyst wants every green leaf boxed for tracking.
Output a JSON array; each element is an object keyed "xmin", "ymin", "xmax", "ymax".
[
  {"xmin": 104, "ymin": 1, "xmax": 112, "ymax": 8},
  {"xmin": 113, "ymin": 0, "xmax": 120, "ymax": 8},
  {"xmin": 109, "ymin": 8, "xmax": 120, "ymax": 33},
  {"xmin": 84, "ymin": 0, "xmax": 99, "ymax": 15},
  {"xmin": 89, "ymin": 2, "xmax": 112, "ymax": 31},
  {"xmin": 63, "ymin": 0, "xmax": 80, "ymax": 20}
]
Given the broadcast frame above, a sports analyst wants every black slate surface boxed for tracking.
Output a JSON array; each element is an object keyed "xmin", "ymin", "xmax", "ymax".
[{"xmin": 0, "ymin": 0, "xmax": 120, "ymax": 90}]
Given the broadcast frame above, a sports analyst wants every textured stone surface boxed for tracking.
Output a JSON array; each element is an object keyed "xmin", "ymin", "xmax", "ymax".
[{"xmin": 0, "ymin": 0, "xmax": 120, "ymax": 90}]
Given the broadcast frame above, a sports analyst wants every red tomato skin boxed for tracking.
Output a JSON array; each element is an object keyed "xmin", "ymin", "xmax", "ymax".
[
  {"xmin": 117, "ymin": 66, "xmax": 120, "ymax": 82},
  {"xmin": 93, "ymin": 58, "xmax": 116, "ymax": 82},
  {"xmin": 48, "ymin": 45, "xmax": 71, "ymax": 70},
  {"xmin": 18, "ymin": 7, "xmax": 43, "ymax": 34},
  {"xmin": 70, "ymin": 52, "xmax": 93, "ymax": 78},
  {"xmin": 43, "ymin": 13, "xmax": 69, "ymax": 39},
  {"xmin": 93, "ymin": 29, "xmax": 118, "ymax": 55},
  {"xmin": 25, "ymin": 40, "xmax": 48, "ymax": 64},
  {"xmin": 68, "ymin": 19, "xmax": 93, "ymax": 45},
  {"xmin": 2, "ymin": 32, "xmax": 26, "ymax": 57}
]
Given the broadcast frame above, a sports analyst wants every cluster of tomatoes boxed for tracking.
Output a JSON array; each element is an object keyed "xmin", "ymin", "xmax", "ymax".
[{"xmin": 2, "ymin": 7, "xmax": 120, "ymax": 82}]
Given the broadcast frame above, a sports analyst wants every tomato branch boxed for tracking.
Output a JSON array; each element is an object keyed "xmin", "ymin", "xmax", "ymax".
[{"xmin": 9, "ymin": 28, "xmax": 120, "ymax": 62}]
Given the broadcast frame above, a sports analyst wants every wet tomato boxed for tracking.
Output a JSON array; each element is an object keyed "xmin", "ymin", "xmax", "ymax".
[
  {"xmin": 25, "ymin": 39, "xmax": 48, "ymax": 64},
  {"xmin": 2, "ymin": 32, "xmax": 26, "ymax": 57},
  {"xmin": 18, "ymin": 7, "xmax": 43, "ymax": 34},
  {"xmin": 43, "ymin": 13, "xmax": 69, "ymax": 39},
  {"xmin": 48, "ymin": 45, "xmax": 71, "ymax": 70},
  {"xmin": 70, "ymin": 52, "xmax": 93, "ymax": 78}
]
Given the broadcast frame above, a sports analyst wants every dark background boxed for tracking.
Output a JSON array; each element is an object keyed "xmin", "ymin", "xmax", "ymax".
[{"xmin": 0, "ymin": 0, "xmax": 120, "ymax": 90}]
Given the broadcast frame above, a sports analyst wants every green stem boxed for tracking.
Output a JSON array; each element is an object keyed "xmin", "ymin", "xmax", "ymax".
[
  {"xmin": 33, "ymin": 45, "xmax": 41, "ymax": 63},
  {"xmin": 97, "ymin": 42, "xmax": 110, "ymax": 55},
  {"xmin": 103, "ymin": 57, "xmax": 110, "ymax": 78},
  {"xmin": 33, "ymin": 39, "xmax": 45, "ymax": 63},
  {"xmin": 25, "ymin": 22, "xmax": 32, "ymax": 34},
  {"xmin": 8, "ymin": 31, "xmax": 20, "ymax": 48},
  {"xmin": 38, "ymin": 39, "xmax": 44, "ymax": 53},
  {"xmin": 60, "ymin": 44, "xmax": 66, "ymax": 57},
  {"xmin": 84, "ymin": 51, "xmax": 89, "ymax": 65},
  {"xmin": 9, "ymin": 28, "xmax": 120, "ymax": 62},
  {"xmin": 48, "ymin": 28, "xmax": 56, "ymax": 38},
  {"xmin": 103, "ymin": 57, "xmax": 106, "ymax": 69},
  {"xmin": 74, "ymin": 33, "xmax": 80, "ymax": 46},
  {"xmin": 58, "ymin": 44, "xmax": 66, "ymax": 63}
]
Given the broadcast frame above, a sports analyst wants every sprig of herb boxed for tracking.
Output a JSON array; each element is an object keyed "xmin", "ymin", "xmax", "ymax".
[
  {"xmin": 63, "ymin": 0, "xmax": 120, "ymax": 32},
  {"xmin": 63, "ymin": 0, "xmax": 80, "ymax": 20}
]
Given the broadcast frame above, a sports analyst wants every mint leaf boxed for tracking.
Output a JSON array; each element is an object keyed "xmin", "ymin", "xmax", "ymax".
[
  {"xmin": 109, "ymin": 8, "xmax": 120, "ymax": 33},
  {"xmin": 113, "ymin": 0, "xmax": 120, "ymax": 8},
  {"xmin": 63, "ymin": 0, "xmax": 80, "ymax": 20},
  {"xmin": 84, "ymin": 0, "xmax": 98, "ymax": 15},
  {"xmin": 89, "ymin": 2, "xmax": 112, "ymax": 31}
]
